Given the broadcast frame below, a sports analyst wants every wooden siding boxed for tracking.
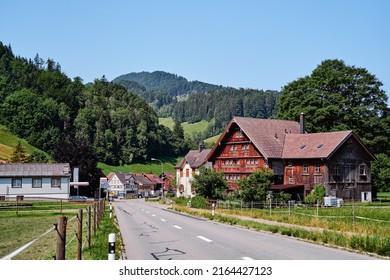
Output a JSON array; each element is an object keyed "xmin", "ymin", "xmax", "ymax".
[{"xmin": 211, "ymin": 127, "xmax": 266, "ymax": 191}]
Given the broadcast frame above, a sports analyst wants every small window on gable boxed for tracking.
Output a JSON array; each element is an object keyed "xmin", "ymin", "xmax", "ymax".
[
  {"xmin": 333, "ymin": 164, "xmax": 340, "ymax": 175},
  {"xmin": 235, "ymin": 131, "xmax": 243, "ymax": 138},
  {"xmin": 359, "ymin": 164, "xmax": 366, "ymax": 176}
]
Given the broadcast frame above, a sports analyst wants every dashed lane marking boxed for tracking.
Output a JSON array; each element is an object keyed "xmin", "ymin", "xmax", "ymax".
[{"xmin": 197, "ymin": 236, "xmax": 212, "ymax": 243}]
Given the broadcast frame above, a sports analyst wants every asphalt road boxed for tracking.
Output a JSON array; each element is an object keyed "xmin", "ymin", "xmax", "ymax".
[{"xmin": 113, "ymin": 199, "xmax": 378, "ymax": 260}]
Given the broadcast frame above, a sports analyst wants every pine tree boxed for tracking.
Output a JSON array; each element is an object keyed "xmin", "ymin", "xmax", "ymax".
[{"xmin": 11, "ymin": 141, "xmax": 28, "ymax": 163}]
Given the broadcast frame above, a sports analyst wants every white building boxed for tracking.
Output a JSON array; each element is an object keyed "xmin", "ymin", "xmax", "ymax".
[
  {"xmin": 174, "ymin": 145, "xmax": 211, "ymax": 197},
  {"xmin": 0, "ymin": 163, "xmax": 72, "ymax": 200}
]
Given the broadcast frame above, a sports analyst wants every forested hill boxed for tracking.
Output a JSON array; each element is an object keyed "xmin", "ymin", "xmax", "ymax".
[
  {"xmin": 113, "ymin": 71, "xmax": 224, "ymax": 97},
  {"xmin": 113, "ymin": 71, "xmax": 281, "ymax": 138},
  {"xmin": 0, "ymin": 42, "xmax": 189, "ymax": 190}
]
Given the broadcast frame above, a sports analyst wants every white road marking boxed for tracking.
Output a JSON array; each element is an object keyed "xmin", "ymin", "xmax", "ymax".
[
  {"xmin": 152, "ymin": 214, "xmax": 156, "ymax": 217},
  {"xmin": 197, "ymin": 235, "xmax": 213, "ymax": 243},
  {"xmin": 242, "ymin": 257, "xmax": 254, "ymax": 260},
  {"xmin": 173, "ymin": 225, "xmax": 182, "ymax": 229},
  {"xmin": 161, "ymin": 219, "xmax": 166, "ymax": 222}
]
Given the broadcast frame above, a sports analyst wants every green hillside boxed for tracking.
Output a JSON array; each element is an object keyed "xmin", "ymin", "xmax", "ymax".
[
  {"xmin": 0, "ymin": 125, "xmax": 50, "ymax": 162},
  {"xmin": 98, "ymin": 156, "xmax": 180, "ymax": 176},
  {"xmin": 159, "ymin": 117, "xmax": 211, "ymax": 137}
]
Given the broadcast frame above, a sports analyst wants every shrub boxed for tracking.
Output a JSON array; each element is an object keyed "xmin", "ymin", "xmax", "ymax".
[
  {"xmin": 174, "ymin": 197, "xmax": 190, "ymax": 206},
  {"xmin": 190, "ymin": 196, "xmax": 208, "ymax": 209}
]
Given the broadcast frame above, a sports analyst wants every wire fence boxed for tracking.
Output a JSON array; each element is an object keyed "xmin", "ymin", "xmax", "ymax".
[
  {"xmin": 208, "ymin": 199, "xmax": 390, "ymax": 225},
  {"xmin": 0, "ymin": 199, "xmax": 107, "ymax": 260}
]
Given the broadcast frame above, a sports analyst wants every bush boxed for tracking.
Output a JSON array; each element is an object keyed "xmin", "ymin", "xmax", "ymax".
[
  {"xmin": 191, "ymin": 196, "xmax": 208, "ymax": 209},
  {"xmin": 174, "ymin": 197, "xmax": 190, "ymax": 206}
]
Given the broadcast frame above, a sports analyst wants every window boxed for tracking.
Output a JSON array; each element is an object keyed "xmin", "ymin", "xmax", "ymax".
[
  {"xmin": 359, "ymin": 164, "xmax": 366, "ymax": 176},
  {"xmin": 333, "ymin": 164, "xmax": 340, "ymax": 175},
  {"xmin": 230, "ymin": 145, "xmax": 237, "ymax": 151},
  {"xmin": 315, "ymin": 165, "xmax": 321, "ymax": 174},
  {"xmin": 303, "ymin": 164, "xmax": 309, "ymax": 174},
  {"xmin": 185, "ymin": 169, "xmax": 189, "ymax": 177},
  {"xmin": 32, "ymin": 178, "xmax": 42, "ymax": 188},
  {"xmin": 288, "ymin": 176, "xmax": 293, "ymax": 184},
  {"xmin": 51, "ymin": 178, "xmax": 61, "ymax": 188},
  {"xmin": 235, "ymin": 131, "xmax": 243, "ymax": 138},
  {"xmin": 12, "ymin": 178, "xmax": 22, "ymax": 188}
]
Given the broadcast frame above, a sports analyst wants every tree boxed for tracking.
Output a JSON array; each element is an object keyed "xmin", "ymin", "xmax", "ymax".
[
  {"xmin": 304, "ymin": 184, "xmax": 325, "ymax": 205},
  {"xmin": 11, "ymin": 141, "xmax": 28, "ymax": 163},
  {"xmin": 192, "ymin": 167, "xmax": 228, "ymax": 199},
  {"xmin": 371, "ymin": 154, "xmax": 390, "ymax": 192},
  {"xmin": 236, "ymin": 168, "xmax": 274, "ymax": 202},
  {"xmin": 277, "ymin": 59, "xmax": 390, "ymax": 155}
]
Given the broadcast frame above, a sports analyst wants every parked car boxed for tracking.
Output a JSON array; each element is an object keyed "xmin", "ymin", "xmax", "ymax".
[{"xmin": 69, "ymin": 195, "xmax": 88, "ymax": 201}]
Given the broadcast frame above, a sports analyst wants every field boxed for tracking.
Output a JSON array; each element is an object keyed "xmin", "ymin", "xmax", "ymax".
[
  {"xmin": 0, "ymin": 125, "xmax": 50, "ymax": 161},
  {"xmin": 97, "ymin": 155, "xmax": 180, "ymax": 176},
  {"xmin": 0, "ymin": 200, "xmax": 119, "ymax": 260}
]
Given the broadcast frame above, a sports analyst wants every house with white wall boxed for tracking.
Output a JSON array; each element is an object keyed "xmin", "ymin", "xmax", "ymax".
[
  {"xmin": 174, "ymin": 144, "xmax": 211, "ymax": 197},
  {"xmin": 0, "ymin": 163, "xmax": 72, "ymax": 200}
]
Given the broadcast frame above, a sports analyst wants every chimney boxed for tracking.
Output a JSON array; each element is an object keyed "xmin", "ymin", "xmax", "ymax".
[{"xmin": 300, "ymin": 112, "xmax": 305, "ymax": 134}]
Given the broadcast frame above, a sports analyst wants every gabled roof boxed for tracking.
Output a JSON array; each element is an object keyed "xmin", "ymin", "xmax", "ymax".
[
  {"xmin": 207, "ymin": 116, "xmax": 300, "ymax": 160},
  {"xmin": 0, "ymin": 163, "xmax": 71, "ymax": 177},
  {"xmin": 144, "ymin": 173, "xmax": 163, "ymax": 184},
  {"xmin": 282, "ymin": 130, "xmax": 375, "ymax": 160},
  {"xmin": 175, "ymin": 148, "xmax": 211, "ymax": 169}
]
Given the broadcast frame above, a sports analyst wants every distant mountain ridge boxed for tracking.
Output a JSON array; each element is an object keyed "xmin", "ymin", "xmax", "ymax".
[
  {"xmin": 112, "ymin": 70, "xmax": 281, "ymax": 145},
  {"xmin": 113, "ymin": 71, "xmax": 224, "ymax": 97}
]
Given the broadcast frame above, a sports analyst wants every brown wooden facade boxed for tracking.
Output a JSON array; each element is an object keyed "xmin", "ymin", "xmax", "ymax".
[
  {"xmin": 212, "ymin": 123, "xmax": 266, "ymax": 191},
  {"xmin": 207, "ymin": 116, "xmax": 375, "ymax": 201}
]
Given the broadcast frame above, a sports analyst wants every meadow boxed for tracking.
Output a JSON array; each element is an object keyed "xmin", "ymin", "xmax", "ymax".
[{"xmin": 0, "ymin": 200, "xmax": 119, "ymax": 260}]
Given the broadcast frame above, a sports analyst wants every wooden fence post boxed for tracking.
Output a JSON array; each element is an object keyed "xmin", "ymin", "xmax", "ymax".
[
  {"xmin": 77, "ymin": 209, "xmax": 83, "ymax": 260},
  {"xmin": 87, "ymin": 206, "xmax": 91, "ymax": 248},
  {"xmin": 55, "ymin": 216, "xmax": 67, "ymax": 260},
  {"xmin": 93, "ymin": 202, "xmax": 97, "ymax": 236}
]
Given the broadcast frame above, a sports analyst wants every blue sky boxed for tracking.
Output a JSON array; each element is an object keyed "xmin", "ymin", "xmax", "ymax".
[{"xmin": 1, "ymin": 0, "xmax": 389, "ymax": 98}]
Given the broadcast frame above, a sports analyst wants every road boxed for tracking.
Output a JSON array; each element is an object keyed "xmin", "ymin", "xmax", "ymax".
[{"xmin": 113, "ymin": 199, "xmax": 378, "ymax": 260}]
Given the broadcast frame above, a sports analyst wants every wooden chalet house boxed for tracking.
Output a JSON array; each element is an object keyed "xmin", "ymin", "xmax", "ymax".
[{"xmin": 206, "ymin": 115, "xmax": 375, "ymax": 202}]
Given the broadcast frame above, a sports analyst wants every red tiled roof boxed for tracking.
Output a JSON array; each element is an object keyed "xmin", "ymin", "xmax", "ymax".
[
  {"xmin": 233, "ymin": 116, "xmax": 300, "ymax": 158},
  {"xmin": 282, "ymin": 131, "xmax": 352, "ymax": 159},
  {"xmin": 175, "ymin": 149, "xmax": 211, "ymax": 169}
]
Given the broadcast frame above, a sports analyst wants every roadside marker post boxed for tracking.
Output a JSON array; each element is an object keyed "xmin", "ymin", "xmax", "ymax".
[{"xmin": 108, "ymin": 233, "xmax": 116, "ymax": 260}]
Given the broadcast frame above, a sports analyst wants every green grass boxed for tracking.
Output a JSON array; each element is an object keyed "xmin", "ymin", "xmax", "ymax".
[
  {"xmin": 159, "ymin": 117, "xmax": 212, "ymax": 137},
  {"xmin": 205, "ymin": 133, "xmax": 221, "ymax": 145},
  {"xmin": 159, "ymin": 117, "xmax": 175, "ymax": 130},
  {"xmin": 0, "ymin": 125, "xmax": 50, "ymax": 161},
  {"xmin": 0, "ymin": 200, "xmax": 119, "ymax": 260},
  {"xmin": 181, "ymin": 120, "xmax": 209, "ymax": 136},
  {"xmin": 98, "ymin": 156, "xmax": 180, "ymax": 176}
]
